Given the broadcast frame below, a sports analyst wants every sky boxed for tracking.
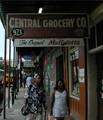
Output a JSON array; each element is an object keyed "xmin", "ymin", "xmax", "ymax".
[{"xmin": 0, "ymin": 19, "xmax": 13, "ymax": 60}]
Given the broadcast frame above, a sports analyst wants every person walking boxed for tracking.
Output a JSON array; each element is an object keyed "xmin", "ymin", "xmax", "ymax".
[
  {"xmin": 51, "ymin": 79, "xmax": 69, "ymax": 120},
  {"xmin": 26, "ymin": 73, "xmax": 33, "ymax": 88},
  {"xmin": 0, "ymin": 76, "xmax": 3, "ymax": 115},
  {"xmin": 22, "ymin": 70, "xmax": 27, "ymax": 88},
  {"xmin": 25, "ymin": 74, "xmax": 47, "ymax": 120}
]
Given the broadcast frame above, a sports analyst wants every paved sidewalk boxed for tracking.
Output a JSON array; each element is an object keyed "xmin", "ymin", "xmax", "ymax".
[
  {"xmin": 0, "ymin": 87, "xmax": 77, "ymax": 120},
  {"xmin": 0, "ymin": 88, "xmax": 26, "ymax": 120}
]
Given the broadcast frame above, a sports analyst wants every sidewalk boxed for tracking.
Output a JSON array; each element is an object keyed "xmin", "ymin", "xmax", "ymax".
[
  {"xmin": 0, "ymin": 87, "xmax": 26, "ymax": 120},
  {"xmin": 0, "ymin": 87, "xmax": 77, "ymax": 120}
]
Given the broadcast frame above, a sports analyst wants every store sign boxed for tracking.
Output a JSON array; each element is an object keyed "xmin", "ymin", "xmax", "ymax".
[
  {"xmin": 23, "ymin": 60, "xmax": 34, "ymax": 67},
  {"xmin": 14, "ymin": 38, "xmax": 84, "ymax": 47},
  {"xmin": 7, "ymin": 13, "xmax": 88, "ymax": 38}
]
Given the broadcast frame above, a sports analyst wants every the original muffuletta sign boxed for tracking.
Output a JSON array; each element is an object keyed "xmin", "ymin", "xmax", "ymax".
[{"xmin": 14, "ymin": 38, "xmax": 84, "ymax": 47}]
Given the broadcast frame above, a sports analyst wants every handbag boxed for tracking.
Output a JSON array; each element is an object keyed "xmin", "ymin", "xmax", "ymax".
[
  {"xmin": 21, "ymin": 85, "xmax": 32, "ymax": 116},
  {"xmin": 21, "ymin": 103, "xmax": 29, "ymax": 116}
]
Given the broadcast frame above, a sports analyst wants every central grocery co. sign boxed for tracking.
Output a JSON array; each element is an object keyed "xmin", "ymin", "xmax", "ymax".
[{"xmin": 7, "ymin": 13, "xmax": 88, "ymax": 38}]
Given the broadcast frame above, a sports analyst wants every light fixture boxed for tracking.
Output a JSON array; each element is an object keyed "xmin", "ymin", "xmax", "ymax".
[{"xmin": 38, "ymin": 8, "xmax": 43, "ymax": 14}]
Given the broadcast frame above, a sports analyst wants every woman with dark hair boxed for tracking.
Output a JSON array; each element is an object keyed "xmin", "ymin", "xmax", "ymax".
[
  {"xmin": 54, "ymin": 79, "xmax": 65, "ymax": 91},
  {"xmin": 51, "ymin": 79, "xmax": 69, "ymax": 120}
]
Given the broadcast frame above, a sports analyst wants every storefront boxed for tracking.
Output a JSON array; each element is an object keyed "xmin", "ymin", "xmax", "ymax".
[
  {"xmin": 7, "ymin": 13, "xmax": 88, "ymax": 120},
  {"xmin": 88, "ymin": 4, "xmax": 103, "ymax": 120}
]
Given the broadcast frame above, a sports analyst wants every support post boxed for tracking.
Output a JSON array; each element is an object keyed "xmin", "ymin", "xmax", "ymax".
[
  {"xmin": 8, "ymin": 38, "xmax": 11, "ymax": 108},
  {"xmin": 3, "ymin": 29, "xmax": 7, "ymax": 119}
]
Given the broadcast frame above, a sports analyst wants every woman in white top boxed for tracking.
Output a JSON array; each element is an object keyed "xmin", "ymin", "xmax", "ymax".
[{"xmin": 51, "ymin": 79, "xmax": 69, "ymax": 120}]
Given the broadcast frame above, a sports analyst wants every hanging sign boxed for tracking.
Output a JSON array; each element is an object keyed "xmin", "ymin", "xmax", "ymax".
[
  {"xmin": 14, "ymin": 38, "xmax": 84, "ymax": 47},
  {"xmin": 23, "ymin": 60, "xmax": 34, "ymax": 68},
  {"xmin": 7, "ymin": 13, "xmax": 88, "ymax": 38}
]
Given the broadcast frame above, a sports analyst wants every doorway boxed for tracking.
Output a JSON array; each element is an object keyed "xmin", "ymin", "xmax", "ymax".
[{"xmin": 56, "ymin": 55, "xmax": 64, "ymax": 81}]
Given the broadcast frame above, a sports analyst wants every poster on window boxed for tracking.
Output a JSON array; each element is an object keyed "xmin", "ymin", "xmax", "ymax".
[
  {"xmin": 79, "ymin": 68, "xmax": 85, "ymax": 83},
  {"xmin": 70, "ymin": 47, "xmax": 80, "ymax": 97}
]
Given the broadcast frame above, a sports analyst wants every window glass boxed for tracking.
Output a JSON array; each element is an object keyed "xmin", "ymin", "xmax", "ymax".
[{"xmin": 70, "ymin": 47, "xmax": 80, "ymax": 98}]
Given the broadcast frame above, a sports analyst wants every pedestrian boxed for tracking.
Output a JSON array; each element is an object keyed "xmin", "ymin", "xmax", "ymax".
[
  {"xmin": 25, "ymin": 74, "xmax": 47, "ymax": 120},
  {"xmin": 0, "ymin": 76, "xmax": 3, "ymax": 115},
  {"xmin": 26, "ymin": 73, "xmax": 33, "ymax": 88},
  {"xmin": 22, "ymin": 70, "xmax": 27, "ymax": 88},
  {"xmin": 50, "ymin": 79, "xmax": 69, "ymax": 120}
]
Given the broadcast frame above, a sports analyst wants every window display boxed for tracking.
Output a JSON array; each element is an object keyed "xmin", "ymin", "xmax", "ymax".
[{"xmin": 70, "ymin": 47, "xmax": 80, "ymax": 98}]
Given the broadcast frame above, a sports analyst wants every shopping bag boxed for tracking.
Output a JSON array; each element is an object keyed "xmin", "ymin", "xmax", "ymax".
[
  {"xmin": 65, "ymin": 111, "xmax": 71, "ymax": 120},
  {"xmin": 48, "ymin": 115, "xmax": 55, "ymax": 120}
]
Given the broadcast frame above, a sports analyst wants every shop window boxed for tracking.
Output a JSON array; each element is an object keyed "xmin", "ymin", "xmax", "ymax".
[
  {"xmin": 70, "ymin": 47, "xmax": 80, "ymax": 98},
  {"xmin": 89, "ymin": 26, "xmax": 96, "ymax": 50},
  {"xmin": 96, "ymin": 20, "xmax": 103, "ymax": 46}
]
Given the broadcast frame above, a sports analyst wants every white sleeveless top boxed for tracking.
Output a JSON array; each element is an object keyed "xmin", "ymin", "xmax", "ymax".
[{"xmin": 53, "ymin": 90, "xmax": 68, "ymax": 117}]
